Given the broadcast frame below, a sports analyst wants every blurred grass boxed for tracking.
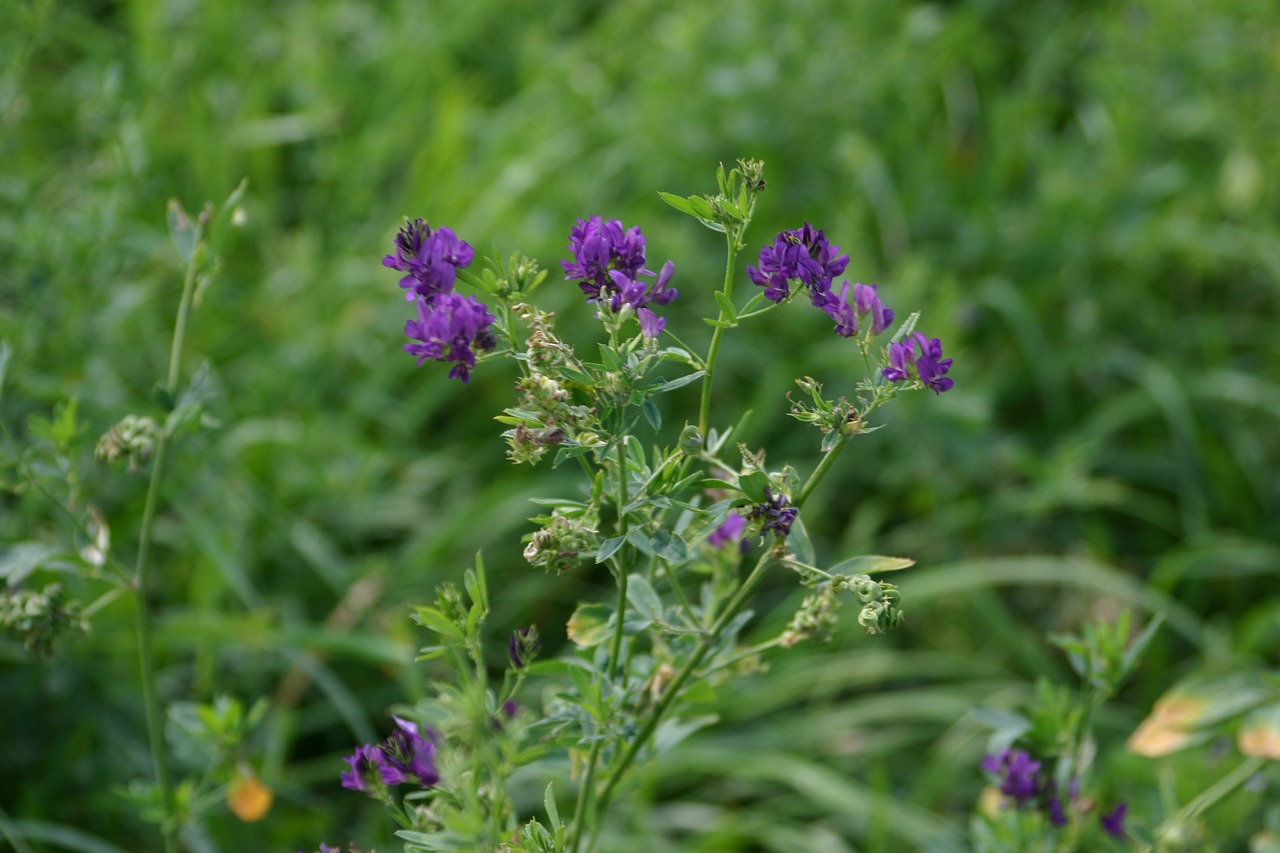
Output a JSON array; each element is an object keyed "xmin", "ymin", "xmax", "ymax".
[{"xmin": 2, "ymin": 0, "xmax": 1279, "ymax": 849}]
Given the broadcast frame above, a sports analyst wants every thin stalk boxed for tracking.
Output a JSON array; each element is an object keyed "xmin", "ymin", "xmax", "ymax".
[
  {"xmin": 1161, "ymin": 756, "xmax": 1265, "ymax": 833},
  {"xmin": 606, "ymin": 439, "xmax": 629, "ymax": 682},
  {"xmin": 795, "ymin": 432, "xmax": 850, "ymax": 509},
  {"xmin": 132, "ymin": 248, "xmax": 201, "ymax": 853},
  {"xmin": 594, "ymin": 550, "xmax": 775, "ymax": 818},
  {"xmin": 697, "ymin": 231, "xmax": 738, "ymax": 438},
  {"xmin": 566, "ymin": 740, "xmax": 604, "ymax": 853},
  {"xmin": 590, "ymin": 430, "xmax": 856, "ymax": 823}
]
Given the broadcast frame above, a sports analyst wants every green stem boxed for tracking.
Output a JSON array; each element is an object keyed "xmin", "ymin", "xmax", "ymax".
[
  {"xmin": 567, "ymin": 740, "xmax": 603, "ymax": 853},
  {"xmin": 594, "ymin": 550, "xmax": 776, "ymax": 817},
  {"xmin": 132, "ymin": 244, "xmax": 201, "ymax": 853},
  {"xmin": 1160, "ymin": 756, "xmax": 1265, "ymax": 835},
  {"xmin": 794, "ymin": 432, "xmax": 851, "ymax": 509},
  {"xmin": 590, "ymin": 433, "xmax": 855, "ymax": 820},
  {"xmin": 697, "ymin": 232, "xmax": 738, "ymax": 438},
  {"xmin": 133, "ymin": 436, "xmax": 177, "ymax": 853},
  {"xmin": 606, "ymin": 439, "xmax": 630, "ymax": 682}
]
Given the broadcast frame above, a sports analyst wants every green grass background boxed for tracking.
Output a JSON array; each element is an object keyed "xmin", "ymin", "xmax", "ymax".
[{"xmin": 2, "ymin": 0, "xmax": 1278, "ymax": 850}]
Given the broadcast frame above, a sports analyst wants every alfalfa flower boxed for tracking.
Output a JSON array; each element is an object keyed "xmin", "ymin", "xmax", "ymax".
[
  {"xmin": 562, "ymin": 217, "xmax": 678, "ymax": 322},
  {"xmin": 749, "ymin": 487, "xmax": 797, "ymax": 539},
  {"xmin": 882, "ymin": 332, "xmax": 954, "ymax": 393},
  {"xmin": 383, "ymin": 218, "xmax": 474, "ymax": 303},
  {"xmin": 339, "ymin": 744, "xmax": 383, "ymax": 793},
  {"xmin": 377, "ymin": 717, "xmax": 440, "ymax": 788},
  {"xmin": 403, "ymin": 292, "xmax": 497, "ymax": 382},
  {"xmin": 746, "ymin": 223, "xmax": 848, "ymax": 304}
]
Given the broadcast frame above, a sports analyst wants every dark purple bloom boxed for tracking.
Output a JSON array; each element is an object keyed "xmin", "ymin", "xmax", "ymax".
[
  {"xmin": 403, "ymin": 292, "xmax": 497, "ymax": 382},
  {"xmin": 747, "ymin": 223, "xmax": 848, "ymax": 305},
  {"xmin": 508, "ymin": 625, "xmax": 540, "ymax": 669},
  {"xmin": 750, "ymin": 488, "xmax": 797, "ymax": 539},
  {"xmin": 1046, "ymin": 796, "xmax": 1068, "ymax": 827},
  {"xmin": 707, "ymin": 512, "xmax": 747, "ymax": 548},
  {"xmin": 1100, "ymin": 803, "xmax": 1127, "ymax": 839},
  {"xmin": 377, "ymin": 717, "xmax": 439, "ymax": 788},
  {"xmin": 982, "ymin": 749, "xmax": 1045, "ymax": 807},
  {"xmin": 815, "ymin": 281, "xmax": 859, "ymax": 337},
  {"xmin": 882, "ymin": 332, "xmax": 954, "ymax": 393},
  {"xmin": 383, "ymin": 219, "xmax": 475, "ymax": 303},
  {"xmin": 339, "ymin": 744, "xmax": 383, "ymax": 793},
  {"xmin": 561, "ymin": 217, "xmax": 678, "ymax": 322}
]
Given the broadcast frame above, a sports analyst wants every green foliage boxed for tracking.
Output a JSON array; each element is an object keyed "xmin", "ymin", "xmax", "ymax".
[{"xmin": 2, "ymin": 0, "xmax": 1278, "ymax": 849}]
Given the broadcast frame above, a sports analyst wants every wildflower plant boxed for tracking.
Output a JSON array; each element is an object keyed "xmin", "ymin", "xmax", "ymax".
[{"xmin": 330, "ymin": 160, "xmax": 955, "ymax": 852}]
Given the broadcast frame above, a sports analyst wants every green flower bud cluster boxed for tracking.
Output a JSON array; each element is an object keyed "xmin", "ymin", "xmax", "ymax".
[
  {"xmin": 0, "ymin": 583, "xmax": 88, "ymax": 656},
  {"xmin": 96, "ymin": 414, "xmax": 161, "ymax": 471},
  {"xmin": 848, "ymin": 575, "xmax": 904, "ymax": 635},
  {"xmin": 522, "ymin": 515, "xmax": 595, "ymax": 574},
  {"xmin": 780, "ymin": 582, "xmax": 841, "ymax": 648}
]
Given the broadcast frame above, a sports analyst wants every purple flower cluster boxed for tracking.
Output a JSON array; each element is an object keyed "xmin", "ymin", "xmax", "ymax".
[
  {"xmin": 746, "ymin": 224, "xmax": 895, "ymax": 338},
  {"xmin": 747, "ymin": 223, "xmax": 849, "ymax": 302},
  {"xmin": 882, "ymin": 332, "xmax": 954, "ymax": 393},
  {"xmin": 981, "ymin": 749, "xmax": 1126, "ymax": 839},
  {"xmin": 384, "ymin": 219, "xmax": 495, "ymax": 382},
  {"xmin": 561, "ymin": 216, "xmax": 678, "ymax": 337},
  {"xmin": 749, "ymin": 487, "xmax": 797, "ymax": 539},
  {"xmin": 341, "ymin": 717, "xmax": 439, "ymax": 793}
]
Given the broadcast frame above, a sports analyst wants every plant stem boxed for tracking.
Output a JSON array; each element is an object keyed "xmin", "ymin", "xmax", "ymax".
[
  {"xmin": 697, "ymin": 231, "xmax": 738, "ymax": 438},
  {"xmin": 794, "ymin": 432, "xmax": 850, "ymax": 509},
  {"xmin": 593, "ymin": 550, "xmax": 775, "ymax": 819},
  {"xmin": 589, "ymin": 432, "xmax": 855, "ymax": 824},
  {"xmin": 566, "ymin": 740, "xmax": 603, "ymax": 853},
  {"xmin": 132, "ymin": 246, "xmax": 201, "ymax": 853},
  {"xmin": 1160, "ymin": 756, "xmax": 1265, "ymax": 836}
]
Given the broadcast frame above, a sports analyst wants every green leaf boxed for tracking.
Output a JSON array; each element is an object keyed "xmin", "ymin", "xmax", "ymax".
[
  {"xmin": 642, "ymin": 399, "xmax": 661, "ymax": 431},
  {"xmin": 738, "ymin": 470, "xmax": 770, "ymax": 501},
  {"xmin": 788, "ymin": 517, "xmax": 815, "ymax": 567},
  {"xmin": 627, "ymin": 574, "xmax": 663, "ymax": 622},
  {"xmin": 688, "ymin": 195, "xmax": 716, "ymax": 220},
  {"xmin": 543, "ymin": 782, "xmax": 560, "ymax": 828},
  {"xmin": 596, "ymin": 536, "xmax": 626, "ymax": 564},
  {"xmin": 412, "ymin": 606, "xmax": 464, "ymax": 641},
  {"xmin": 0, "ymin": 542, "xmax": 62, "ymax": 587},
  {"xmin": 829, "ymin": 555, "xmax": 916, "ymax": 576},
  {"xmin": 648, "ymin": 370, "xmax": 706, "ymax": 395},
  {"xmin": 650, "ymin": 530, "xmax": 688, "ymax": 563},
  {"xmin": 658, "ymin": 191, "xmax": 697, "ymax": 216},
  {"xmin": 713, "ymin": 290, "xmax": 738, "ymax": 321},
  {"xmin": 566, "ymin": 603, "xmax": 613, "ymax": 647}
]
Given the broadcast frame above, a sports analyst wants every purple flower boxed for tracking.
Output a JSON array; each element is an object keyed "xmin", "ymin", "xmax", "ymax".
[
  {"xmin": 707, "ymin": 512, "xmax": 747, "ymax": 548},
  {"xmin": 383, "ymin": 219, "xmax": 475, "ymax": 303},
  {"xmin": 982, "ymin": 749, "xmax": 1044, "ymax": 807},
  {"xmin": 747, "ymin": 223, "xmax": 848, "ymax": 305},
  {"xmin": 1046, "ymin": 796, "xmax": 1068, "ymax": 827},
  {"xmin": 882, "ymin": 332, "xmax": 954, "ymax": 393},
  {"xmin": 1100, "ymin": 803, "xmax": 1127, "ymax": 839},
  {"xmin": 403, "ymin": 292, "xmax": 497, "ymax": 382},
  {"xmin": 750, "ymin": 487, "xmax": 797, "ymax": 539},
  {"xmin": 637, "ymin": 307, "xmax": 666, "ymax": 339},
  {"xmin": 561, "ymin": 217, "xmax": 678, "ymax": 321},
  {"xmin": 377, "ymin": 717, "xmax": 439, "ymax": 788},
  {"xmin": 339, "ymin": 744, "xmax": 383, "ymax": 793},
  {"xmin": 852, "ymin": 283, "xmax": 894, "ymax": 334}
]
